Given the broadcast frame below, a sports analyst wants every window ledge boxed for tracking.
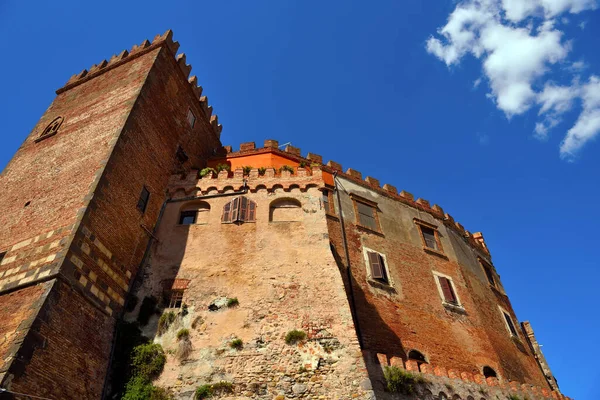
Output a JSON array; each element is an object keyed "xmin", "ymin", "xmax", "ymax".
[
  {"xmin": 357, "ymin": 225, "xmax": 384, "ymax": 237},
  {"xmin": 367, "ymin": 279, "xmax": 397, "ymax": 294},
  {"xmin": 325, "ymin": 213, "xmax": 339, "ymax": 221},
  {"xmin": 177, "ymin": 223, "xmax": 208, "ymax": 226},
  {"xmin": 443, "ymin": 302, "xmax": 467, "ymax": 314},
  {"xmin": 34, "ymin": 132, "xmax": 58, "ymax": 143},
  {"xmin": 423, "ymin": 247, "xmax": 448, "ymax": 259}
]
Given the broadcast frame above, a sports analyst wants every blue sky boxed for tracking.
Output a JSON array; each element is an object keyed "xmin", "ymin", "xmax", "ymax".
[{"xmin": 1, "ymin": 1, "xmax": 598, "ymax": 397}]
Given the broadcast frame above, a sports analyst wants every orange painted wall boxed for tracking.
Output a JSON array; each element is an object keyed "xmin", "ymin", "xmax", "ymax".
[{"xmin": 208, "ymin": 152, "xmax": 301, "ymax": 171}]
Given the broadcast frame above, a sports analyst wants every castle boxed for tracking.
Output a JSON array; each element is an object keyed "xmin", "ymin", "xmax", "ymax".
[{"xmin": 0, "ymin": 31, "xmax": 567, "ymax": 400}]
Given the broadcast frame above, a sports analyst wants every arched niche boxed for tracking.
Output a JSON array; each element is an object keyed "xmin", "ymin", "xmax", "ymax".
[{"xmin": 269, "ymin": 198, "xmax": 302, "ymax": 222}]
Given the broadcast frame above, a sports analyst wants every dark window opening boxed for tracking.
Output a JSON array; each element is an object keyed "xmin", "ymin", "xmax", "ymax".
[
  {"xmin": 408, "ymin": 350, "xmax": 428, "ymax": 372},
  {"xmin": 176, "ymin": 146, "xmax": 189, "ymax": 163},
  {"xmin": 356, "ymin": 201, "xmax": 378, "ymax": 231},
  {"xmin": 137, "ymin": 186, "xmax": 150, "ymax": 213},
  {"xmin": 0, "ymin": 252, "xmax": 6, "ymax": 265},
  {"xmin": 483, "ymin": 366, "xmax": 497, "ymax": 378},
  {"xmin": 322, "ymin": 190, "xmax": 331, "ymax": 214},
  {"xmin": 438, "ymin": 276, "xmax": 458, "ymax": 305},
  {"xmin": 503, "ymin": 311, "xmax": 518, "ymax": 336},
  {"xmin": 24, "ymin": 201, "xmax": 31, "ymax": 207},
  {"xmin": 483, "ymin": 264, "xmax": 496, "ymax": 287},
  {"xmin": 367, "ymin": 251, "xmax": 388, "ymax": 283},
  {"xmin": 179, "ymin": 210, "xmax": 197, "ymax": 225},
  {"xmin": 222, "ymin": 196, "xmax": 256, "ymax": 224},
  {"xmin": 421, "ymin": 226, "xmax": 438, "ymax": 250},
  {"xmin": 168, "ymin": 290, "xmax": 184, "ymax": 308}
]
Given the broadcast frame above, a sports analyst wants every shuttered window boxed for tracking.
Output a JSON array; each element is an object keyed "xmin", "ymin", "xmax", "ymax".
[
  {"xmin": 137, "ymin": 186, "xmax": 150, "ymax": 213},
  {"xmin": 222, "ymin": 196, "xmax": 256, "ymax": 224},
  {"xmin": 356, "ymin": 201, "xmax": 378, "ymax": 231},
  {"xmin": 503, "ymin": 311, "xmax": 518, "ymax": 336},
  {"xmin": 322, "ymin": 191, "xmax": 330, "ymax": 214},
  {"xmin": 421, "ymin": 226, "xmax": 438, "ymax": 250},
  {"xmin": 438, "ymin": 276, "xmax": 458, "ymax": 304},
  {"xmin": 367, "ymin": 251, "xmax": 388, "ymax": 283}
]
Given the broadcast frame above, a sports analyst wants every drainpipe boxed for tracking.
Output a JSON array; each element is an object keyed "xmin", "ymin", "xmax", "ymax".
[
  {"xmin": 101, "ymin": 180, "xmax": 248, "ymax": 399},
  {"xmin": 333, "ymin": 171, "xmax": 363, "ymax": 349}
]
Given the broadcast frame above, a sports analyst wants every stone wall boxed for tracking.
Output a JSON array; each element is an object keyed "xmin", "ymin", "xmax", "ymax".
[{"xmin": 128, "ymin": 171, "xmax": 374, "ymax": 399}]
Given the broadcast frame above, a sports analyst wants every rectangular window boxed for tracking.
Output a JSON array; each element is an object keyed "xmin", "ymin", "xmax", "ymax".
[
  {"xmin": 414, "ymin": 219, "xmax": 444, "ymax": 254},
  {"xmin": 438, "ymin": 276, "xmax": 458, "ymax": 304},
  {"xmin": 169, "ymin": 290, "xmax": 184, "ymax": 308},
  {"xmin": 483, "ymin": 263, "xmax": 496, "ymax": 287},
  {"xmin": 0, "ymin": 251, "xmax": 5, "ymax": 265},
  {"xmin": 187, "ymin": 109, "xmax": 196, "ymax": 128},
  {"xmin": 356, "ymin": 201, "xmax": 378, "ymax": 231},
  {"xmin": 502, "ymin": 310, "xmax": 518, "ymax": 337},
  {"xmin": 179, "ymin": 210, "xmax": 197, "ymax": 225},
  {"xmin": 322, "ymin": 191, "xmax": 330, "ymax": 214},
  {"xmin": 137, "ymin": 186, "xmax": 150, "ymax": 213},
  {"xmin": 367, "ymin": 251, "xmax": 388, "ymax": 283}
]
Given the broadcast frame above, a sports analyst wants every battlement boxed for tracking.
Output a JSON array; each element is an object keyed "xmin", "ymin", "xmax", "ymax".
[
  {"xmin": 217, "ymin": 140, "xmax": 490, "ymax": 257},
  {"xmin": 375, "ymin": 353, "xmax": 568, "ymax": 400},
  {"xmin": 56, "ymin": 30, "xmax": 222, "ymax": 138}
]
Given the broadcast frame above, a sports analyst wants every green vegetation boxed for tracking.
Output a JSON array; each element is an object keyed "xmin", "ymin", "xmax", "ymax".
[
  {"xmin": 199, "ymin": 167, "xmax": 216, "ymax": 178},
  {"xmin": 285, "ymin": 329, "xmax": 307, "ymax": 345},
  {"xmin": 383, "ymin": 366, "xmax": 427, "ymax": 394},
  {"xmin": 181, "ymin": 303, "xmax": 188, "ymax": 316},
  {"xmin": 215, "ymin": 163, "xmax": 231, "ymax": 173},
  {"xmin": 258, "ymin": 167, "xmax": 267, "ymax": 176},
  {"xmin": 298, "ymin": 161, "xmax": 307, "ymax": 168},
  {"xmin": 137, "ymin": 296, "xmax": 158, "ymax": 326},
  {"xmin": 230, "ymin": 338, "xmax": 243, "ymax": 350},
  {"xmin": 279, "ymin": 165, "xmax": 295, "ymax": 174},
  {"xmin": 121, "ymin": 343, "xmax": 168, "ymax": 399},
  {"xmin": 176, "ymin": 328, "xmax": 190, "ymax": 340},
  {"xmin": 157, "ymin": 311, "xmax": 176, "ymax": 335},
  {"xmin": 242, "ymin": 166, "xmax": 253, "ymax": 175},
  {"xmin": 226, "ymin": 297, "xmax": 239, "ymax": 308},
  {"xmin": 194, "ymin": 381, "xmax": 233, "ymax": 399}
]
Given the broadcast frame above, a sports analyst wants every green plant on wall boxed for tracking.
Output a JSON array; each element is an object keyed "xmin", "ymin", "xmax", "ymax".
[
  {"xmin": 230, "ymin": 338, "xmax": 243, "ymax": 350},
  {"xmin": 226, "ymin": 297, "xmax": 239, "ymax": 308},
  {"xmin": 157, "ymin": 311, "xmax": 176, "ymax": 335},
  {"xmin": 383, "ymin": 366, "xmax": 427, "ymax": 394},
  {"xmin": 199, "ymin": 167, "xmax": 216, "ymax": 178},
  {"xmin": 285, "ymin": 329, "xmax": 307, "ymax": 345},
  {"xmin": 176, "ymin": 328, "xmax": 190, "ymax": 340},
  {"xmin": 194, "ymin": 381, "xmax": 233, "ymax": 399},
  {"xmin": 279, "ymin": 165, "xmax": 294, "ymax": 174},
  {"xmin": 242, "ymin": 166, "xmax": 253, "ymax": 175},
  {"xmin": 215, "ymin": 163, "xmax": 230, "ymax": 173},
  {"xmin": 122, "ymin": 343, "xmax": 169, "ymax": 399},
  {"xmin": 258, "ymin": 167, "xmax": 267, "ymax": 176}
]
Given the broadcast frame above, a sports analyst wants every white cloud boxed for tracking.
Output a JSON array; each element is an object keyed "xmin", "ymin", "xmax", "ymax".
[
  {"xmin": 560, "ymin": 76, "xmax": 600, "ymax": 158},
  {"xmin": 427, "ymin": 0, "xmax": 599, "ymax": 159},
  {"xmin": 473, "ymin": 77, "xmax": 483, "ymax": 88}
]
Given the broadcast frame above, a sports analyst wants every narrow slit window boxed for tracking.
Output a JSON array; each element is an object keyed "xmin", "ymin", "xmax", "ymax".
[
  {"xmin": 503, "ymin": 311, "xmax": 518, "ymax": 337},
  {"xmin": 322, "ymin": 190, "xmax": 331, "ymax": 214},
  {"xmin": 481, "ymin": 260, "xmax": 496, "ymax": 287},
  {"xmin": 0, "ymin": 251, "xmax": 6, "ymax": 265},
  {"xmin": 137, "ymin": 186, "xmax": 150, "ymax": 213},
  {"xmin": 187, "ymin": 109, "xmax": 196, "ymax": 128}
]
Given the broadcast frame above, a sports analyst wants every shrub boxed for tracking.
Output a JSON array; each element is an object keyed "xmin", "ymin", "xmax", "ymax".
[
  {"xmin": 226, "ymin": 297, "xmax": 239, "ymax": 308},
  {"xmin": 199, "ymin": 167, "xmax": 216, "ymax": 178},
  {"xmin": 157, "ymin": 311, "xmax": 176, "ymax": 335},
  {"xmin": 242, "ymin": 166, "xmax": 253, "ymax": 175},
  {"xmin": 215, "ymin": 163, "xmax": 230, "ymax": 173},
  {"xmin": 285, "ymin": 330, "xmax": 307, "ymax": 345},
  {"xmin": 230, "ymin": 338, "xmax": 243, "ymax": 350},
  {"xmin": 383, "ymin": 366, "xmax": 426, "ymax": 394},
  {"xmin": 279, "ymin": 165, "xmax": 294, "ymax": 174},
  {"xmin": 181, "ymin": 303, "xmax": 188, "ymax": 316},
  {"xmin": 258, "ymin": 167, "xmax": 267, "ymax": 176},
  {"xmin": 212, "ymin": 381, "xmax": 233, "ymax": 394},
  {"xmin": 122, "ymin": 376, "xmax": 154, "ymax": 400},
  {"xmin": 150, "ymin": 386, "xmax": 174, "ymax": 400},
  {"xmin": 131, "ymin": 343, "xmax": 166, "ymax": 381},
  {"xmin": 195, "ymin": 384, "xmax": 213, "ymax": 399},
  {"xmin": 299, "ymin": 161, "xmax": 307, "ymax": 168},
  {"xmin": 176, "ymin": 337, "xmax": 192, "ymax": 361},
  {"xmin": 176, "ymin": 328, "xmax": 190, "ymax": 340},
  {"xmin": 137, "ymin": 296, "xmax": 158, "ymax": 326}
]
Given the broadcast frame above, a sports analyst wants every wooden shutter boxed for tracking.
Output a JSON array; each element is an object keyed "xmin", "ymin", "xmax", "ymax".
[
  {"xmin": 421, "ymin": 227, "xmax": 438, "ymax": 249},
  {"xmin": 240, "ymin": 196, "xmax": 248, "ymax": 221},
  {"xmin": 368, "ymin": 251, "xmax": 385, "ymax": 280},
  {"xmin": 439, "ymin": 277, "xmax": 457, "ymax": 304},
  {"xmin": 222, "ymin": 201, "xmax": 232, "ymax": 222},
  {"xmin": 247, "ymin": 200, "xmax": 256, "ymax": 221},
  {"xmin": 231, "ymin": 197, "xmax": 240, "ymax": 222}
]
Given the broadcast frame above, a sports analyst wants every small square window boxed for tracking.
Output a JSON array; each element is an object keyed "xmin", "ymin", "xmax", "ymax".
[
  {"xmin": 414, "ymin": 219, "xmax": 444, "ymax": 255},
  {"xmin": 187, "ymin": 109, "xmax": 196, "ymax": 128},
  {"xmin": 169, "ymin": 290, "xmax": 184, "ymax": 308},
  {"xmin": 137, "ymin": 186, "xmax": 150, "ymax": 213},
  {"xmin": 179, "ymin": 210, "xmax": 197, "ymax": 225}
]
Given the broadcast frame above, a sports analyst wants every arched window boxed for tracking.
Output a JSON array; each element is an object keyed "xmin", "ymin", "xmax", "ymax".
[
  {"xmin": 179, "ymin": 201, "xmax": 210, "ymax": 225},
  {"xmin": 408, "ymin": 350, "xmax": 428, "ymax": 372},
  {"xmin": 483, "ymin": 366, "xmax": 497, "ymax": 378},
  {"xmin": 222, "ymin": 196, "xmax": 256, "ymax": 223},
  {"xmin": 269, "ymin": 198, "xmax": 302, "ymax": 222}
]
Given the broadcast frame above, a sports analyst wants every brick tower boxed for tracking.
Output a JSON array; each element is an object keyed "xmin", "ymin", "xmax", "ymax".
[{"xmin": 0, "ymin": 31, "xmax": 222, "ymax": 399}]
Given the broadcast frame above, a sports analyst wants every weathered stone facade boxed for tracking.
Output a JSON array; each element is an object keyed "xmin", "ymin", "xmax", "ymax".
[{"xmin": 0, "ymin": 31, "xmax": 566, "ymax": 400}]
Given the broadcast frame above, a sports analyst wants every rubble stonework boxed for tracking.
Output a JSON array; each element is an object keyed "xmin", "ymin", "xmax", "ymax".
[{"xmin": 0, "ymin": 31, "xmax": 566, "ymax": 400}]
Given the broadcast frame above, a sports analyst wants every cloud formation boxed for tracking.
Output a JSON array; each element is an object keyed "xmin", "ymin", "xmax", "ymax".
[{"xmin": 426, "ymin": 0, "xmax": 598, "ymax": 160}]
